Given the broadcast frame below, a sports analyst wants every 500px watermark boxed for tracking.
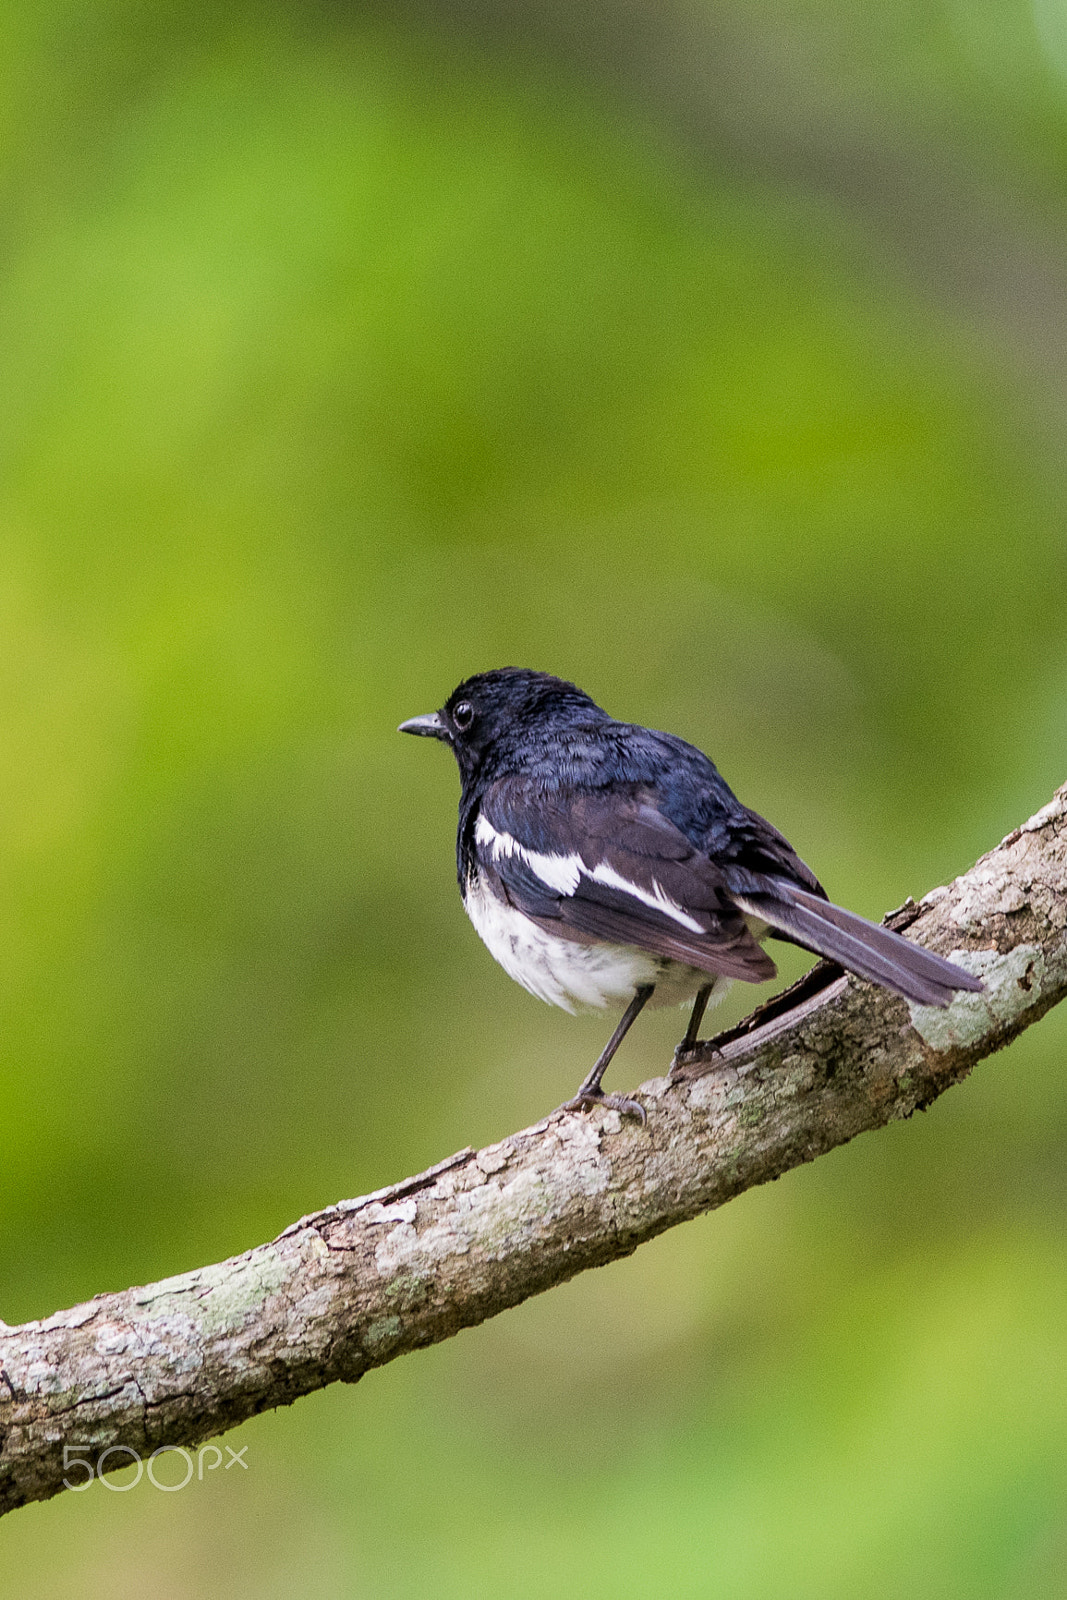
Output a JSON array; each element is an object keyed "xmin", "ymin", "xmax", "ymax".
[{"xmin": 62, "ymin": 1442, "xmax": 248, "ymax": 1492}]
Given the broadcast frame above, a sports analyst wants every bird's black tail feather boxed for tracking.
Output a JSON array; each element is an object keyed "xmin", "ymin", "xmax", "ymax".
[{"xmin": 735, "ymin": 881, "xmax": 983, "ymax": 1008}]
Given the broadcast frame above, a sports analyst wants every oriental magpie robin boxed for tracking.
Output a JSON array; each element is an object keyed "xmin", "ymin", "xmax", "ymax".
[{"xmin": 400, "ymin": 668, "xmax": 982, "ymax": 1122}]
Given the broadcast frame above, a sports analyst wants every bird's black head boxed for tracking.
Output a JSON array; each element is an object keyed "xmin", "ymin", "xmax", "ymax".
[{"xmin": 399, "ymin": 668, "xmax": 604, "ymax": 784}]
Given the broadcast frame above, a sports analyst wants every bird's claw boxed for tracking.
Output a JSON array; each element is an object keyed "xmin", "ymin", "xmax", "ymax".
[
  {"xmin": 554, "ymin": 1088, "xmax": 647, "ymax": 1127},
  {"xmin": 671, "ymin": 1042, "xmax": 726, "ymax": 1079}
]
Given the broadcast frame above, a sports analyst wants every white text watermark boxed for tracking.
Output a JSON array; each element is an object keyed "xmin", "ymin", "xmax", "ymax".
[{"xmin": 63, "ymin": 1442, "xmax": 248, "ymax": 1491}]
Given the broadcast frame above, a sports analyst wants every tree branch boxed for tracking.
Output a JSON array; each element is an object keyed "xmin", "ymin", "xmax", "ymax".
[{"xmin": 2, "ymin": 786, "xmax": 1065, "ymax": 1516}]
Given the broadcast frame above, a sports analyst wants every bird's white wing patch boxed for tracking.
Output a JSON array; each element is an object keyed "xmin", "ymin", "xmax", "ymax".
[
  {"xmin": 586, "ymin": 862, "xmax": 705, "ymax": 932},
  {"xmin": 475, "ymin": 813, "xmax": 704, "ymax": 932},
  {"xmin": 474, "ymin": 813, "xmax": 582, "ymax": 895}
]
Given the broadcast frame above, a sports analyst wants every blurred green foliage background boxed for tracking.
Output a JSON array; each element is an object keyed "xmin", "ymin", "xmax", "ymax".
[{"xmin": 1, "ymin": 0, "xmax": 1066, "ymax": 1593}]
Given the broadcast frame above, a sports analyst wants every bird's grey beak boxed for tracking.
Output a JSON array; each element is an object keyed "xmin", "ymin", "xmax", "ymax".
[{"xmin": 398, "ymin": 711, "xmax": 449, "ymax": 740}]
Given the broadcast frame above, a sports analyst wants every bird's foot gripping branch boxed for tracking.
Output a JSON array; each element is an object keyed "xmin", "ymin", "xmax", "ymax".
[{"xmin": 1, "ymin": 785, "xmax": 1066, "ymax": 1517}]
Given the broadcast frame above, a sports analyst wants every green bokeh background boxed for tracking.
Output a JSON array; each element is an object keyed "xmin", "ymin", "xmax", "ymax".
[{"xmin": 2, "ymin": 2, "xmax": 1066, "ymax": 1593}]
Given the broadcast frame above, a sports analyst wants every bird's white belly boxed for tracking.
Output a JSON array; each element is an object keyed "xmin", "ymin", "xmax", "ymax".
[{"xmin": 463, "ymin": 873, "xmax": 727, "ymax": 1015}]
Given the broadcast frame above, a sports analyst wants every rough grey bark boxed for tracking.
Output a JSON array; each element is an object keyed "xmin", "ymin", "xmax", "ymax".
[{"xmin": 1, "ymin": 786, "xmax": 1065, "ymax": 1517}]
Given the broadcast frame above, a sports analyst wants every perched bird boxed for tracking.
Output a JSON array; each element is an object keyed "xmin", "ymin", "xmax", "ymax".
[{"xmin": 400, "ymin": 669, "xmax": 981, "ymax": 1121}]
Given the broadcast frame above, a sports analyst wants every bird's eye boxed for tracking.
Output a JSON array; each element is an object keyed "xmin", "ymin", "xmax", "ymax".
[{"xmin": 452, "ymin": 700, "xmax": 475, "ymax": 731}]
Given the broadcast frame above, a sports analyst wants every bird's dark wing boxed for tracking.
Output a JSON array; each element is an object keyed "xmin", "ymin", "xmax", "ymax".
[
  {"xmin": 472, "ymin": 778, "xmax": 777, "ymax": 983},
  {"xmin": 475, "ymin": 776, "xmax": 983, "ymax": 1008}
]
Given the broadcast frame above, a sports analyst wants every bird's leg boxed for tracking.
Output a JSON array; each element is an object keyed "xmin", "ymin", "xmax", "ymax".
[
  {"xmin": 557, "ymin": 984, "xmax": 655, "ymax": 1124},
  {"xmin": 674, "ymin": 984, "xmax": 713, "ymax": 1064}
]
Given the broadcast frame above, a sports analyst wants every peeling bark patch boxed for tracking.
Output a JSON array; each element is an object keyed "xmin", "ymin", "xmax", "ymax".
[
  {"xmin": 908, "ymin": 946, "xmax": 1044, "ymax": 1050},
  {"xmin": 135, "ymin": 1252, "xmax": 290, "ymax": 1341}
]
